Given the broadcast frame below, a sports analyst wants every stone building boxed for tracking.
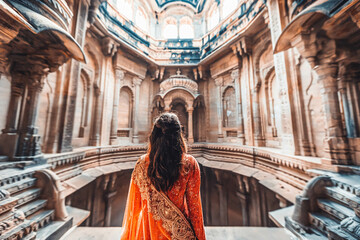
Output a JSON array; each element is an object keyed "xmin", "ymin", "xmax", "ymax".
[{"xmin": 0, "ymin": 0, "xmax": 359, "ymax": 239}]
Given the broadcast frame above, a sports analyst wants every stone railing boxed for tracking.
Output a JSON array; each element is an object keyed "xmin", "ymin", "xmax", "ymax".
[
  {"xmin": 97, "ymin": 0, "xmax": 266, "ymax": 65},
  {"xmin": 45, "ymin": 143, "xmax": 324, "ymax": 192}
]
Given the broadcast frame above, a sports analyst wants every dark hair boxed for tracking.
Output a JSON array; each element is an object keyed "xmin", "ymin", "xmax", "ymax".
[{"xmin": 147, "ymin": 112, "xmax": 187, "ymax": 192}]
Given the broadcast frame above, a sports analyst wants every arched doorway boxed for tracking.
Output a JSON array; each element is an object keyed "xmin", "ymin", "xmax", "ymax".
[{"xmin": 171, "ymin": 98, "xmax": 188, "ymax": 138}]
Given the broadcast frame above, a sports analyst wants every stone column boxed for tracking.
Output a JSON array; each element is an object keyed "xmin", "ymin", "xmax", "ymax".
[
  {"xmin": 252, "ymin": 84, "xmax": 265, "ymax": 147},
  {"xmin": 15, "ymin": 75, "xmax": 45, "ymax": 161},
  {"xmin": 266, "ymin": 0, "xmax": 297, "ymax": 153},
  {"xmin": 315, "ymin": 63, "xmax": 350, "ymax": 164},
  {"xmin": 3, "ymin": 75, "xmax": 24, "ymax": 134},
  {"xmin": 187, "ymin": 106, "xmax": 194, "ymax": 143},
  {"xmin": 214, "ymin": 77, "xmax": 224, "ymax": 141},
  {"xmin": 104, "ymin": 173, "xmax": 117, "ymax": 227},
  {"xmin": 231, "ymin": 69, "xmax": 245, "ymax": 144},
  {"xmin": 110, "ymin": 68, "xmax": 125, "ymax": 145},
  {"xmin": 214, "ymin": 170, "xmax": 227, "ymax": 225},
  {"xmin": 0, "ymin": 75, "xmax": 25, "ymax": 158},
  {"xmin": 132, "ymin": 77, "xmax": 143, "ymax": 144},
  {"xmin": 90, "ymin": 87, "xmax": 102, "ymax": 146},
  {"xmin": 236, "ymin": 175, "xmax": 249, "ymax": 226}
]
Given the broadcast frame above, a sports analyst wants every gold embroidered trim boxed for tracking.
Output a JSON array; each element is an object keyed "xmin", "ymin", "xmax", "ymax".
[{"xmin": 132, "ymin": 155, "xmax": 197, "ymax": 240}]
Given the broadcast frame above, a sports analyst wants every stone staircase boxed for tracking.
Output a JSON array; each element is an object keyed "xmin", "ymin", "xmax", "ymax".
[
  {"xmin": 0, "ymin": 162, "xmax": 88, "ymax": 240},
  {"xmin": 285, "ymin": 170, "xmax": 360, "ymax": 240}
]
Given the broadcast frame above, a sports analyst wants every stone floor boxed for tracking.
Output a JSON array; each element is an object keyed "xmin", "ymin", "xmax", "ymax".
[{"xmin": 62, "ymin": 227, "xmax": 297, "ymax": 240}]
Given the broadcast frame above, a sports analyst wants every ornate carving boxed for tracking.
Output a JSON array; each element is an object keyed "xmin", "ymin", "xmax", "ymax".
[
  {"xmin": 34, "ymin": 169, "xmax": 68, "ymax": 221},
  {"xmin": 132, "ymin": 77, "xmax": 143, "ymax": 87},
  {"xmin": 160, "ymin": 74, "xmax": 198, "ymax": 95},
  {"xmin": 214, "ymin": 77, "xmax": 223, "ymax": 87}
]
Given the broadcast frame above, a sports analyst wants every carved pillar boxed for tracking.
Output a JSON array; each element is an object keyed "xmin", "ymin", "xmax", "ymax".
[
  {"xmin": 110, "ymin": 68, "xmax": 125, "ymax": 145},
  {"xmin": 104, "ymin": 173, "xmax": 117, "ymax": 227},
  {"xmin": 338, "ymin": 63, "xmax": 359, "ymax": 138},
  {"xmin": 0, "ymin": 74, "xmax": 25, "ymax": 158},
  {"xmin": 266, "ymin": 0, "xmax": 297, "ymax": 153},
  {"xmin": 252, "ymin": 84, "xmax": 265, "ymax": 147},
  {"xmin": 15, "ymin": 75, "xmax": 45, "ymax": 161},
  {"xmin": 3, "ymin": 75, "xmax": 24, "ymax": 133},
  {"xmin": 214, "ymin": 170, "xmax": 227, "ymax": 225},
  {"xmin": 132, "ymin": 77, "xmax": 143, "ymax": 143},
  {"xmin": 315, "ymin": 63, "xmax": 350, "ymax": 164},
  {"xmin": 294, "ymin": 54, "xmax": 312, "ymax": 156},
  {"xmin": 214, "ymin": 77, "xmax": 224, "ymax": 141},
  {"xmin": 236, "ymin": 175, "xmax": 249, "ymax": 226},
  {"xmin": 231, "ymin": 69, "xmax": 245, "ymax": 144},
  {"xmin": 187, "ymin": 107, "xmax": 194, "ymax": 143},
  {"xmin": 90, "ymin": 87, "xmax": 102, "ymax": 146}
]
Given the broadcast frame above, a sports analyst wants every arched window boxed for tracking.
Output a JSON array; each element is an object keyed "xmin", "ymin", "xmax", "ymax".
[
  {"xmin": 207, "ymin": 5, "xmax": 219, "ymax": 31},
  {"xmin": 163, "ymin": 17, "xmax": 178, "ymax": 39},
  {"xmin": 118, "ymin": 0, "xmax": 133, "ymax": 20},
  {"xmin": 223, "ymin": 87, "xmax": 236, "ymax": 128},
  {"xmin": 222, "ymin": 0, "xmax": 238, "ymax": 18},
  {"xmin": 179, "ymin": 17, "xmax": 194, "ymax": 39},
  {"xmin": 135, "ymin": 8, "xmax": 148, "ymax": 32}
]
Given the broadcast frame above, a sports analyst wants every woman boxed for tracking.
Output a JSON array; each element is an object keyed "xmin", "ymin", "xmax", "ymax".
[{"xmin": 121, "ymin": 113, "xmax": 206, "ymax": 240}]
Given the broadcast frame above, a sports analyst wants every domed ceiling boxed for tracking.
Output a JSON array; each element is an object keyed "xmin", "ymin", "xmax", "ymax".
[{"xmin": 155, "ymin": 0, "xmax": 207, "ymax": 11}]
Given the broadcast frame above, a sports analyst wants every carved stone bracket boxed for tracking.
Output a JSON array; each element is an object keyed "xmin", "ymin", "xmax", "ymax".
[{"xmin": 34, "ymin": 169, "xmax": 68, "ymax": 221}]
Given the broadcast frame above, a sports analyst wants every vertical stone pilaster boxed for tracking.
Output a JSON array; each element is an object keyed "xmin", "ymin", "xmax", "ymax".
[
  {"xmin": 110, "ymin": 68, "xmax": 125, "ymax": 145},
  {"xmin": 132, "ymin": 77, "xmax": 143, "ymax": 144},
  {"xmin": 214, "ymin": 77, "xmax": 224, "ymax": 141},
  {"xmin": 104, "ymin": 173, "xmax": 117, "ymax": 227},
  {"xmin": 0, "ymin": 74, "xmax": 25, "ymax": 158},
  {"xmin": 15, "ymin": 75, "xmax": 45, "ymax": 161},
  {"xmin": 266, "ymin": 0, "xmax": 297, "ymax": 153},
  {"xmin": 59, "ymin": 0, "xmax": 89, "ymax": 152},
  {"xmin": 3, "ymin": 75, "xmax": 24, "ymax": 133},
  {"xmin": 187, "ymin": 107, "xmax": 194, "ymax": 143},
  {"xmin": 231, "ymin": 69, "xmax": 245, "ymax": 144},
  {"xmin": 214, "ymin": 170, "xmax": 227, "ymax": 225},
  {"xmin": 252, "ymin": 85, "xmax": 265, "ymax": 147},
  {"xmin": 315, "ymin": 63, "xmax": 350, "ymax": 164},
  {"xmin": 90, "ymin": 87, "xmax": 102, "ymax": 146}
]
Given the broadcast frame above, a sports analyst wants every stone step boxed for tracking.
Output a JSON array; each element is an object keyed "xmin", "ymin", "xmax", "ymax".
[
  {"xmin": 0, "ymin": 164, "xmax": 49, "ymax": 188},
  {"xmin": 2, "ymin": 177, "xmax": 37, "ymax": 194},
  {"xmin": 35, "ymin": 217, "xmax": 73, "ymax": 240},
  {"xmin": 325, "ymin": 186, "xmax": 360, "ymax": 211},
  {"xmin": 309, "ymin": 212, "xmax": 339, "ymax": 236},
  {"xmin": 15, "ymin": 188, "xmax": 42, "ymax": 207},
  {"xmin": 0, "ymin": 195, "xmax": 18, "ymax": 215},
  {"xmin": 0, "ymin": 219, "xmax": 35, "ymax": 240},
  {"xmin": 18, "ymin": 199, "xmax": 47, "ymax": 217},
  {"xmin": 317, "ymin": 199, "xmax": 354, "ymax": 221},
  {"xmin": 29, "ymin": 209, "xmax": 55, "ymax": 231}
]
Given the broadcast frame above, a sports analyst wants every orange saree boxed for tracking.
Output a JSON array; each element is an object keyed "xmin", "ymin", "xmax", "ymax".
[{"xmin": 120, "ymin": 154, "xmax": 206, "ymax": 240}]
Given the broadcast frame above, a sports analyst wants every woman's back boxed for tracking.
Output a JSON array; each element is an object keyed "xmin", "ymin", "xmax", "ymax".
[{"xmin": 121, "ymin": 113, "xmax": 206, "ymax": 240}]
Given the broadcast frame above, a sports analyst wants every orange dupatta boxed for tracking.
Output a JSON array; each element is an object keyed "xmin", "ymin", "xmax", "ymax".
[{"xmin": 120, "ymin": 156, "xmax": 197, "ymax": 240}]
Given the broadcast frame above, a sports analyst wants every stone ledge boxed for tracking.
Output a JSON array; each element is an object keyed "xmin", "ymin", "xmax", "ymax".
[{"xmin": 63, "ymin": 226, "xmax": 296, "ymax": 240}]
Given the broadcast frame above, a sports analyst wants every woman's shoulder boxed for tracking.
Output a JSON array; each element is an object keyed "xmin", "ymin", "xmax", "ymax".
[
  {"xmin": 134, "ymin": 154, "xmax": 148, "ymax": 169},
  {"xmin": 182, "ymin": 154, "xmax": 200, "ymax": 172}
]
